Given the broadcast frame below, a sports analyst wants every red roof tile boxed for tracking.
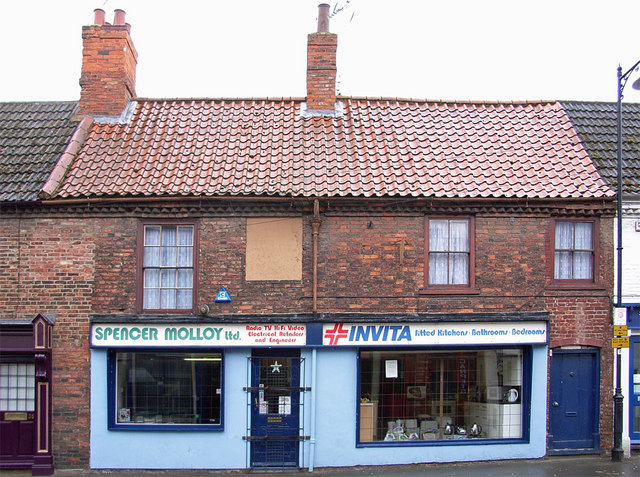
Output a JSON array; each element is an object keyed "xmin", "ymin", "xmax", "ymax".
[{"xmin": 52, "ymin": 98, "xmax": 613, "ymax": 200}]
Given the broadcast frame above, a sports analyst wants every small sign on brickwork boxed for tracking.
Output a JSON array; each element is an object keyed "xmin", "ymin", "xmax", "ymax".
[{"xmin": 215, "ymin": 287, "xmax": 231, "ymax": 302}]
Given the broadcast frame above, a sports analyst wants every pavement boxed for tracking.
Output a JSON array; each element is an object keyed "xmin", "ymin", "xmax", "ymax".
[{"xmin": 3, "ymin": 454, "xmax": 640, "ymax": 477}]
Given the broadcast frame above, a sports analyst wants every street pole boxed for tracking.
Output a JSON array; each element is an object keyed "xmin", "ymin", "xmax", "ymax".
[{"xmin": 612, "ymin": 60, "xmax": 640, "ymax": 462}]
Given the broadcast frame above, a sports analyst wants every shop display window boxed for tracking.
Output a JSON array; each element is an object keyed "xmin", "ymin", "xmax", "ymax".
[
  {"xmin": 109, "ymin": 350, "xmax": 222, "ymax": 429},
  {"xmin": 359, "ymin": 348, "xmax": 526, "ymax": 443}
]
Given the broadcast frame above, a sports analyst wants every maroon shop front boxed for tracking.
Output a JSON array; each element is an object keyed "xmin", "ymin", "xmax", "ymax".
[{"xmin": 0, "ymin": 314, "xmax": 54, "ymax": 475}]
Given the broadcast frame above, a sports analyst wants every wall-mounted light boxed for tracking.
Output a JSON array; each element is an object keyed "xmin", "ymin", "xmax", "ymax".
[{"xmin": 198, "ymin": 304, "xmax": 210, "ymax": 315}]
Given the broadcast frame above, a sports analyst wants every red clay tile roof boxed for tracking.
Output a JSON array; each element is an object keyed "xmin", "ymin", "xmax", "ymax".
[{"xmin": 51, "ymin": 97, "xmax": 614, "ymax": 200}]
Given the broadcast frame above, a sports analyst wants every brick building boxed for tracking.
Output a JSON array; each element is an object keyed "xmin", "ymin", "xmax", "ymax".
[{"xmin": 0, "ymin": 5, "xmax": 617, "ymax": 473}]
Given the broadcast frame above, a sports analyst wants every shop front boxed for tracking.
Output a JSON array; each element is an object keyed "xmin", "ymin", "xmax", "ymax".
[{"xmin": 89, "ymin": 316, "xmax": 549, "ymax": 470}]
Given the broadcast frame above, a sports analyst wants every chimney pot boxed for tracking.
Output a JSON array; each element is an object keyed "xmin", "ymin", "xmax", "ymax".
[
  {"xmin": 93, "ymin": 8, "xmax": 105, "ymax": 25},
  {"xmin": 114, "ymin": 9, "xmax": 126, "ymax": 25},
  {"xmin": 317, "ymin": 3, "xmax": 330, "ymax": 32},
  {"xmin": 80, "ymin": 8, "xmax": 137, "ymax": 116}
]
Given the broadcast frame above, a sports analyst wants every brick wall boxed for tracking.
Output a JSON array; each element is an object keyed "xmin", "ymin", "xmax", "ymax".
[
  {"xmin": 0, "ymin": 206, "xmax": 616, "ymax": 465},
  {"xmin": 0, "ymin": 217, "xmax": 94, "ymax": 468}
]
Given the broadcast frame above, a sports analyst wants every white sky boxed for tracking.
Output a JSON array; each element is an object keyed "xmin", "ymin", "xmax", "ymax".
[{"xmin": 2, "ymin": 0, "xmax": 640, "ymax": 103}]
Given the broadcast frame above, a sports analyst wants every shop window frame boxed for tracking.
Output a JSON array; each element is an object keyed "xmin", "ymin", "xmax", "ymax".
[
  {"xmin": 136, "ymin": 220, "xmax": 199, "ymax": 313},
  {"xmin": 355, "ymin": 345, "xmax": 532, "ymax": 447},
  {"xmin": 421, "ymin": 216, "xmax": 478, "ymax": 295},
  {"xmin": 106, "ymin": 348, "xmax": 224, "ymax": 431}
]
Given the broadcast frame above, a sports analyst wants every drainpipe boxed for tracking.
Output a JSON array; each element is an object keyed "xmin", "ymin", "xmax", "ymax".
[
  {"xmin": 308, "ymin": 199, "xmax": 321, "ymax": 471},
  {"xmin": 309, "ymin": 347, "xmax": 318, "ymax": 472},
  {"xmin": 310, "ymin": 199, "xmax": 322, "ymax": 316}
]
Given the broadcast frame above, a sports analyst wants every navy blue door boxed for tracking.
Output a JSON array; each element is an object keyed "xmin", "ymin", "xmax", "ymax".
[
  {"xmin": 630, "ymin": 337, "xmax": 640, "ymax": 443},
  {"xmin": 249, "ymin": 349, "xmax": 301, "ymax": 468},
  {"xmin": 548, "ymin": 349, "xmax": 600, "ymax": 454}
]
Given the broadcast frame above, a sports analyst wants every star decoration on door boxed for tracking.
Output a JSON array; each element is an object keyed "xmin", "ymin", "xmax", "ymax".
[{"xmin": 270, "ymin": 361, "xmax": 282, "ymax": 373}]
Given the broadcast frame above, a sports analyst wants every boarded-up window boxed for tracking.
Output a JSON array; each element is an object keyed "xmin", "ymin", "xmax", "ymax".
[{"xmin": 246, "ymin": 218, "xmax": 302, "ymax": 281}]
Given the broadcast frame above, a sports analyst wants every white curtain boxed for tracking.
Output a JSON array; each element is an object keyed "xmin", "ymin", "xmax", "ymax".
[
  {"xmin": 554, "ymin": 222, "xmax": 592, "ymax": 279},
  {"xmin": 429, "ymin": 220, "xmax": 469, "ymax": 285},
  {"xmin": 144, "ymin": 225, "xmax": 193, "ymax": 309}
]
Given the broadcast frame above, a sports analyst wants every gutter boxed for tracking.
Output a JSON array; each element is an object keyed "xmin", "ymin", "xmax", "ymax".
[{"xmin": 39, "ymin": 195, "xmax": 617, "ymax": 207}]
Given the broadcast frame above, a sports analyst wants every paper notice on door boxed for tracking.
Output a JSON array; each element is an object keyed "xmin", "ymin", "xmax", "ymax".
[
  {"xmin": 385, "ymin": 360, "xmax": 398, "ymax": 378},
  {"xmin": 279, "ymin": 396, "xmax": 291, "ymax": 415}
]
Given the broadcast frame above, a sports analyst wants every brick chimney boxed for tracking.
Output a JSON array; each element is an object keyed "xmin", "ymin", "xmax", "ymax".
[
  {"xmin": 79, "ymin": 9, "xmax": 137, "ymax": 117},
  {"xmin": 306, "ymin": 4, "xmax": 337, "ymax": 112}
]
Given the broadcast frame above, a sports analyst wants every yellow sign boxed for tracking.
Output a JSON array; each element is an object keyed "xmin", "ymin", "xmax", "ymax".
[
  {"xmin": 613, "ymin": 325, "xmax": 628, "ymax": 336},
  {"xmin": 612, "ymin": 337, "xmax": 630, "ymax": 348}
]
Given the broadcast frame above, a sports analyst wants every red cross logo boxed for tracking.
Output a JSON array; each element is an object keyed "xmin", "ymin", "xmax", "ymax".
[{"xmin": 324, "ymin": 323, "xmax": 349, "ymax": 345}]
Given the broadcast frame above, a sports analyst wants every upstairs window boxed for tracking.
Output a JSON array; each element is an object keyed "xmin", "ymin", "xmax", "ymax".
[
  {"xmin": 140, "ymin": 223, "xmax": 195, "ymax": 311},
  {"xmin": 426, "ymin": 218, "xmax": 473, "ymax": 287},
  {"xmin": 553, "ymin": 220, "xmax": 594, "ymax": 281}
]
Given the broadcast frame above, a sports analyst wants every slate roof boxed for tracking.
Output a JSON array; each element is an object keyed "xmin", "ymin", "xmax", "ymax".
[
  {"xmin": 561, "ymin": 101, "xmax": 640, "ymax": 197},
  {"xmin": 51, "ymin": 97, "xmax": 613, "ymax": 200},
  {"xmin": 0, "ymin": 101, "xmax": 78, "ymax": 202}
]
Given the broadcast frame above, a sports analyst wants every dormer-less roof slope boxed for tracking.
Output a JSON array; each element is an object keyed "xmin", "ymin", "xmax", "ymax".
[
  {"xmin": 561, "ymin": 101, "xmax": 640, "ymax": 197},
  {"xmin": 0, "ymin": 101, "xmax": 78, "ymax": 202},
  {"xmin": 51, "ymin": 97, "xmax": 613, "ymax": 200}
]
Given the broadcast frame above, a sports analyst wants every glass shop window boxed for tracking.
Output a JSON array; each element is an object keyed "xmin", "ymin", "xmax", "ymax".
[
  {"xmin": 113, "ymin": 351, "xmax": 222, "ymax": 429},
  {"xmin": 359, "ymin": 348, "xmax": 524, "ymax": 443}
]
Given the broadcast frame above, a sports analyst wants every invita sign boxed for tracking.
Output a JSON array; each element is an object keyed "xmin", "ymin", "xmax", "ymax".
[
  {"xmin": 91, "ymin": 323, "xmax": 306, "ymax": 348},
  {"xmin": 323, "ymin": 321, "xmax": 548, "ymax": 346}
]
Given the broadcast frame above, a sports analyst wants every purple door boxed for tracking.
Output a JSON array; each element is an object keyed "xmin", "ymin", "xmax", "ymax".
[{"xmin": 0, "ymin": 359, "xmax": 36, "ymax": 467}]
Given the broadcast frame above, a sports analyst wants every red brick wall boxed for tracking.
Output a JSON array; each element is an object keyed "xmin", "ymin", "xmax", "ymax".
[
  {"xmin": 0, "ymin": 217, "xmax": 94, "ymax": 468},
  {"xmin": 0, "ymin": 208, "xmax": 615, "ymax": 465}
]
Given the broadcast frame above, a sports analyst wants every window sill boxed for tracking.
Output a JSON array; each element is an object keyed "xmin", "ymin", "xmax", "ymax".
[
  {"xmin": 108, "ymin": 423, "xmax": 223, "ymax": 431},
  {"xmin": 139, "ymin": 308, "xmax": 196, "ymax": 314},
  {"xmin": 546, "ymin": 282, "xmax": 607, "ymax": 291},
  {"xmin": 419, "ymin": 287, "xmax": 480, "ymax": 295},
  {"xmin": 357, "ymin": 436, "xmax": 527, "ymax": 447}
]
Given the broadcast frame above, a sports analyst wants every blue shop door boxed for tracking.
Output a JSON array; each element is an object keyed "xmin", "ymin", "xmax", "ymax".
[
  {"xmin": 248, "ymin": 349, "xmax": 302, "ymax": 469},
  {"xmin": 630, "ymin": 337, "xmax": 640, "ymax": 443},
  {"xmin": 548, "ymin": 349, "xmax": 600, "ymax": 454}
]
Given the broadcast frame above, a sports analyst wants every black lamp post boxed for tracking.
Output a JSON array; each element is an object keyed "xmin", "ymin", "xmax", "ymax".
[{"xmin": 612, "ymin": 60, "xmax": 640, "ymax": 462}]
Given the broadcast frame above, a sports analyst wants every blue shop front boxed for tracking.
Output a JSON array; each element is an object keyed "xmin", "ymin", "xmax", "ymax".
[{"xmin": 89, "ymin": 316, "xmax": 549, "ymax": 470}]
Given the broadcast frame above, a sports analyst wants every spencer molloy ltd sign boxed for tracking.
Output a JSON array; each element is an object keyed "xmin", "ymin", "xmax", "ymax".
[
  {"xmin": 91, "ymin": 323, "xmax": 306, "ymax": 348},
  {"xmin": 322, "ymin": 321, "xmax": 548, "ymax": 346}
]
